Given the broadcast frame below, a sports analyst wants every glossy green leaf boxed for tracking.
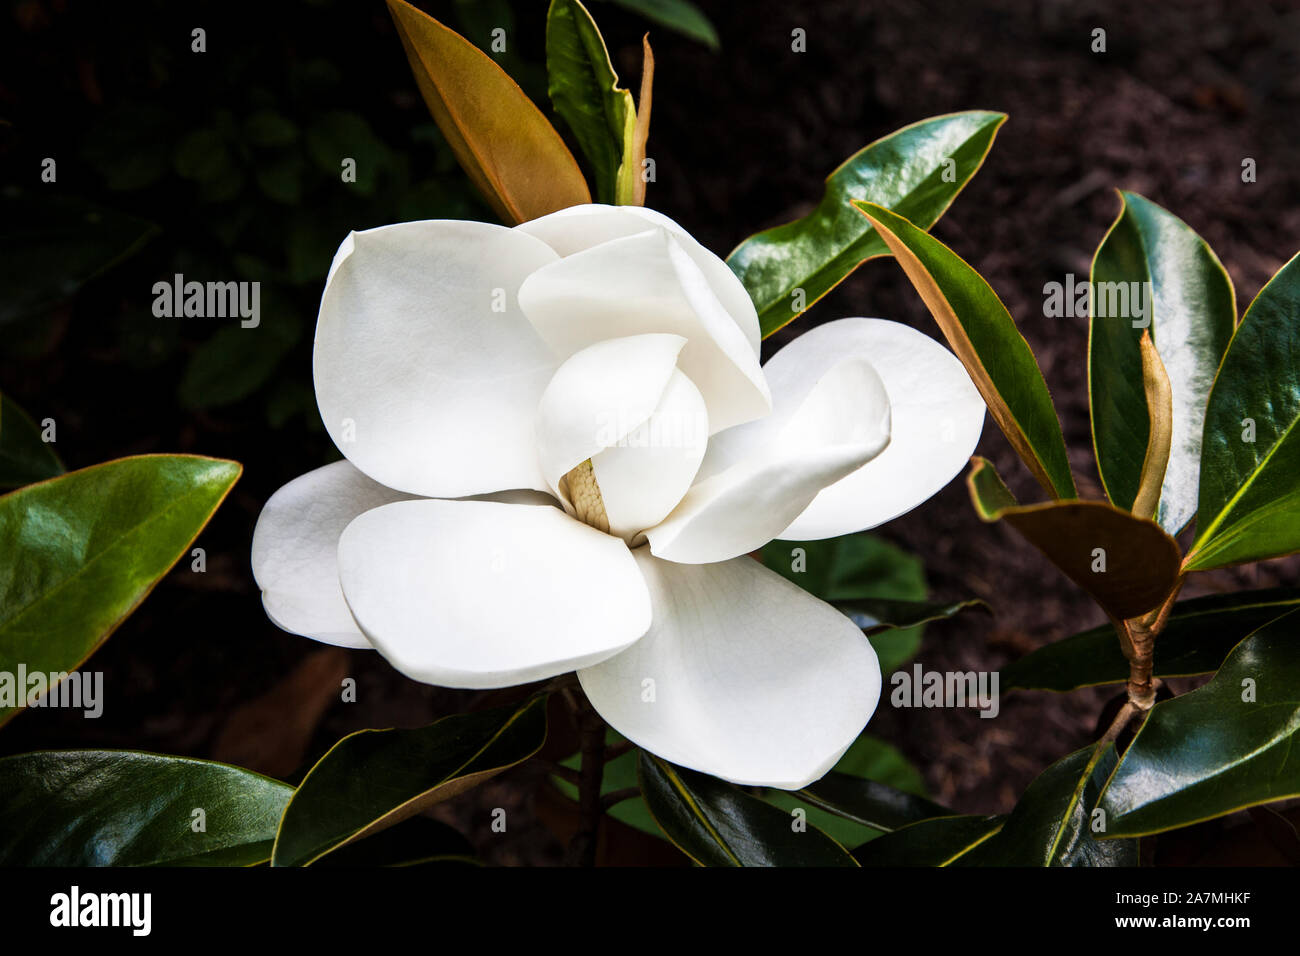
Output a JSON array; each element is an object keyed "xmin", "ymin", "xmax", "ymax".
[
  {"xmin": 387, "ymin": 0, "xmax": 591, "ymax": 224},
  {"xmin": 0, "ymin": 455, "xmax": 242, "ymax": 726},
  {"xmin": 1088, "ymin": 191, "xmax": 1235, "ymax": 534},
  {"xmin": 841, "ymin": 597, "xmax": 989, "ymax": 635},
  {"xmin": 0, "ymin": 392, "xmax": 64, "ymax": 490},
  {"xmin": 0, "ymin": 192, "xmax": 157, "ymax": 324},
  {"xmin": 546, "ymin": 0, "xmax": 637, "ymax": 204},
  {"xmin": 859, "ymin": 203, "xmax": 1076, "ymax": 499},
  {"xmin": 968, "ymin": 457, "xmax": 1181, "ymax": 620},
  {"xmin": 314, "ymin": 817, "xmax": 478, "ymax": 867},
  {"xmin": 959, "ymin": 744, "xmax": 1137, "ymax": 866},
  {"xmin": 1186, "ymin": 252, "xmax": 1300, "ymax": 570},
  {"xmin": 0, "ymin": 751, "xmax": 291, "ymax": 866},
  {"xmin": 853, "ymin": 814, "xmax": 1005, "ymax": 866},
  {"xmin": 1099, "ymin": 617, "xmax": 1300, "ymax": 836},
  {"xmin": 638, "ymin": 752, "xmax": 858, "ymax": 866},
  {"xmin": 272, "ymin": 696, "xmax": 548, "ymax": 866},
  {"xmin": 597, "ymin": 0, "xmax": 718, "ymax": 48},
  {"xmin": 727, "ymin": 112, "xmax": 1005, "ymax": 338},
  {"xmin": 763, "ymin": 532, "xmax": 929, "ymax": 673},
  {"xmin": 1003, "ymin": 588, "xmax": 1300, "ymax": 692},
  {"xmin": 762, "ymin": 734, "xmax": 937, "ymax": 848}
]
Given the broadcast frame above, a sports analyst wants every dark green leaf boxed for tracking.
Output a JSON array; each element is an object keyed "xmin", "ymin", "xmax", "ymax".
[
  {"xmin": 244, "ymin": 109, "xmax": 300, "ymax": 148},
  {"xmin": 314, "ymin": 816, "xmax": 477, "ymax": 867},
  {"xmin": 179, "ymin": 309, "xmax": 302, "ymax": 410},
  {"xmin": 959, "ymin": 744, "xmax": 1137, "ymax": 866},
  {"xmin": 0, "ymin": 455, "xmax": 242, "ymax": 726},
  {"xmin": 637, "ymin": 752, "xmax": 857, "ymax": 866},
  {"xmin": 727, "ymin": 112, "xmax": 1005, "ymax": 338},
  {"xmin": 272, "ymin": 696, "xmax": 548, "ymax": 866},
  {"xmin": 1088, "ymin": 191, "xmax": 1235, "ymax": 534},
  {"xmin": 1099, "ymin": 617, "xmax": 1300, "ymax": 836},
  {"xmin": 1003, "ymin": 588, "xmax": 1300, "ymax": 692},
  {"xmin": 841, "ymin": 597, "xmax": 989, "ymax": 635},
  {"xmin": 0, "ymin": 392, "xmax": 64, "ymax": 490},
  {"xmin": 0, "ymin": 750, "xmax": 291, "ymax": 866},
  {"xmin": 0, "ymin": 193, "xmax": 158, "ymax": 324},
  {"xmin": 1186, "ymin": 252, "xmax": 1300, "ymax": 570},
  {"xmin": 598, "ymin": 0, "xmax": 719, "ymax": 48},
  {"xmin": 546, "ymin": 0, "xmax": 636, "ymax": 204},
  {"xmin": 853, "ymin": 814, "xmax": 1004, "ymax": 866},
  {"xmin": 305, "ymin": 111, "xmax": 392, "ymax": 197},
  {"xmin": 859, "ymin": 203, "xmax": 1076, "ymax": 499},
  {"xmin": 762, "ymin": 734, "xmax": 934, "ymax": 848}
]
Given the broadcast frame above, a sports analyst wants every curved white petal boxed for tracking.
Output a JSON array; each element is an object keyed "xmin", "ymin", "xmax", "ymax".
[
  {"xmin": 772, "ymin": 318, "xmax": 985, "ymax": 540},
  {"xmin": 337, "ymin": 499, "xmax": 651, "ymax": 689},
  {"xmin": 593, "ymin": 369, "xmax": 709, "ymax": 539},
  {"xmin": 517, "ymin": 228, "xmax": 770, "ymax": 433},
  {"xmin": 313, "ymin": 219, "xmax": 561, "ymax": 498},
  {"xmin": 515, "ymin": 203, "xmax": 761, "ymax": 355},
  {"xmin": 535, "ymin": 334, "xmax": 687, "ymax": 499},
  {"xmin": 579, "ymin": 550, "xmax": 881, "ymax": 789},
  {"xmin": 251, "ymin": 460, "xmax": 416, "ymax": 648},
  {"xmin": 643, "ymin": 356, "xmax": 891, "ymax": 563}
]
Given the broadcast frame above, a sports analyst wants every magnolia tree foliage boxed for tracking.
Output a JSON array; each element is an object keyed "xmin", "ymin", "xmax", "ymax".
[{"xmin": 2, "ymin": 0, "xmax": 1299, "ymax": 869}]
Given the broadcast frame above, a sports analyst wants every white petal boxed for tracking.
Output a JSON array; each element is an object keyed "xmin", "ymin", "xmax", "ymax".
[
  {"xmin": 773, "ymin": 318, "xmax": 986, "ymax": 540},
  {"xmin": 337, "ymin": 499, "xmax": 651, "ymax": 689},
  {"xmin": 515, "ymin": 203, "xmax": 761, "ymax": 355},
  {"xmin": 593, "ymin": 369, "xmax": 709, "ymax": 539},
  {"xmin": 643, "ymin": 356, "xmax": 891, "ymax": 563},
  {"xmin": 517, "ymin": 227, "xmax": 770, "ymax": 433},
  {"xmin": 535, "ymin": 334, "xmax": 687, "ymax": 499},
  {"xmin": 313, "ymin": 219, "xmax": 561, "ymax": 498},
  {"xmin": 251, "ymin": 460, "xmax": 415, "ymax": 648},
  {"xmin": 579, "ymin": 550, "xmax": 881, "ymax": 789}
]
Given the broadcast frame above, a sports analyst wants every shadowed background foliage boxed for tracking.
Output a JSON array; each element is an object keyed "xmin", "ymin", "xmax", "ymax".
[{"xmin": 2, "ymin": 0, "xmax": 1298, "ymax": 864}]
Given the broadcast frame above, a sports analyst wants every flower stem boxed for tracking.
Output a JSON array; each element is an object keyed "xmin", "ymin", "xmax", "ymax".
[{"xmin": 562, "ymin": 687, "xmax": 607, "ymax": 866}]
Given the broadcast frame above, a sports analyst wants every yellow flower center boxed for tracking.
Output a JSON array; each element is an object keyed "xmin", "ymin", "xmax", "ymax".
[{"xmin": 560, "ymin": 459, "xmax": 610, "ymax": 534}]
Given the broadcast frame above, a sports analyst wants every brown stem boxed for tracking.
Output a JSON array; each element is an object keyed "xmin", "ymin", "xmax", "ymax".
[
  {"xmin": 1118, "ymin": 576, "xmax": 1185, "ymax": 710},
  {"xmin": 600, "ymin": 787, "xmax": 642, "ymax": 812},
  {"xmin": 533, "ymin": 758, "xmax": 580, "ymax": 785},
  {"xmin": 604, "ymin": 739, "xmax": 636, "ymax": 761},
  {"xmin": 562, "ymin": 688, "xmax": 607, "ymax": 867}
]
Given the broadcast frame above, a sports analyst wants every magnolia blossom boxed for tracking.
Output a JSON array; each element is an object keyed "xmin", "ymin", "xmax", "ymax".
[{"xmin": 251, "ymin": 204, "xmax": 984, "ymax": 789}]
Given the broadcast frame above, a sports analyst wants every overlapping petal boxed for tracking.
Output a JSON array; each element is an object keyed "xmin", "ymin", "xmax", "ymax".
[
  {"xmin": 517, "ymin": 227, "xmax": 771, "ymax": 433},
  {"xmin": 515, "ymin": 203, "xmax": 761, "ymax": 355},
  {"xmin": 313, "ymin": 219, "xmax": 562, "ymax": 498},
  {"xmin": 592, "ymin": 369, "xmax": 708, "ymax": 539},
  {"xmin": 251, "ymin": 460, "xmax": 416, "ymax": 648},
  {"xmin": 534, "ymin": 333, "xmax": 687, "ymax": 500},
  {"xmin": 768, "ymin": 318, "xmax": 985, "ymax": 540},
  {"xmin": 578, "ymin": 549, "xmax": 881, "ymax": 789},
  {"xmin": 643, "ymin": 355, "xmax": 891, "ymax": 563},
  {"xmin": 336, "ymin": 498, "xmax": 652, "ymax": 688}
]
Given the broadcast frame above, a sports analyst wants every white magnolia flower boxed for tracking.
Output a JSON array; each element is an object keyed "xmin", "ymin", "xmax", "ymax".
[{"xmin": 251, "ymin": 204, "xmax": 984, "ymax": 789}]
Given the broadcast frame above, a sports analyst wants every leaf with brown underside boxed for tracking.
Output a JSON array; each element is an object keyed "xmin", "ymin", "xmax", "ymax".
[
  {"xmin": 387, "ymin": 0, "xmax": 591, "ymax": 223},
  {"xmin": 967, "ymin": 457, "xmax": 1181, "ymax": 620}
]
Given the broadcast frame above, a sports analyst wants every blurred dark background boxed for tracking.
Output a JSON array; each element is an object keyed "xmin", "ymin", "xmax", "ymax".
[{"xmin": 2, "ymin": 0, "xmax": 1299, "ymax": 864}]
